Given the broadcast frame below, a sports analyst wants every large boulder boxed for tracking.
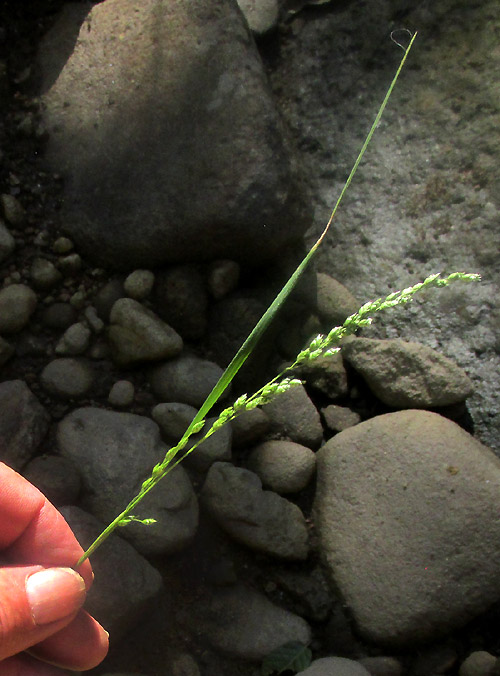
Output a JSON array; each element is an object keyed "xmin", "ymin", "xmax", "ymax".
[
  {"xmin": 38, "ymin": 0, "xmax": 310, "ymax": 269},
  {"xmin": 314, "ymin": 410, "xmax": 500, "ymax": 646}
]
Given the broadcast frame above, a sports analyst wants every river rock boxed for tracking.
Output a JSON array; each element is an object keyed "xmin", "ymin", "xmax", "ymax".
[
  {"xmin": 39, "ymin": 358, "xmax": 94, "ymax": 399},
  {"xmin": 341, "ymin": 337, "xmax": 474, "ymax": 408},
  {"xmin": 181, "ymin": 417, "xmax": 233, "ymax": 472},
  {"xmin": 237, "ymin": 0, "xmax": 279, "ymax": 35},
  {"xmin": 179, "ymin": 584, "xmax": 311, "ymax": 661},
  {"xmin": 108, "ymin": 380, "xmax": 135, "ymax": 407},
  {"xmin": 123, "ymin": 269, "xmax": 155, "ymax": 300},
  {"xmin": 57, "ymin": 408, "xmax": 198, "ymax": 555},
  {"xmin": 264, "ymin": 383, "xmax": 323, "ymax": 449},
  {"xmin": 1, "ymin": 193, "xmax": 25, "ymax": 225},
  {"xmin": 207, "ymin": 259, "xmax": 240, "ymax": 299},
  {"xmin": 246, "ymin": 440, "xmax": 316, "ymax": 493},
  {"xmin": 231, "ymin": 406, "xmax": 270, "ymax": 448},
  {"xmin": 296, "ymin": 351, "xmax": 348, "ymax": 400},
  {"xmin": 150, "ymin": 355, "xmax": 225, "ymax": 407},
  {"xmin": 0, "ymin": 284, "xmax": 37, "ymax": 334},
  {"xmin": 0, "ymin": 220, "xmax": 15, "ymax": 262},
  {"xmin": 23, "ymin": 455, "xmax": 81, "ymax": 506},
  {"xmin": 152, "ymin": 402, "xmax": 198, "ymax": 442},
  {"xmin": 0, "ymin": 380, "xmax": 49, "ymax": 470},
  {"xmin": 321, "ymin": 404, "xmax": 361, "ymax": 433},
  {"xmin": 108, "ymin": 297, "xmax": 183, "ymax": 365},
  {"xmin": 30, "ymin": 257, "xmax": 62, "ymax": 290},
  {"xmin": 38, "ymin": 0, "xmax": 309, "ymax": 269},
  {"xmin": 314, "ymin": 410, "xmax": 500, "ymax": 646},
  {"xmin": 60, "ymin": 506, "xmax": 163, "ymax": 639},
  {"xmin": 155, "ymin": 265, "xmax": 208, "ymax": 341},
  {"xmin": 201, "ymin": 462, "xmax": 309, "ymax": 560},
  {"xmin": 55, "ymin": 321, "xmax": 91, "ymax": 355},
  {"xmin": 316, "ymin": 272, "xmax": 359, "ymax": 326}
]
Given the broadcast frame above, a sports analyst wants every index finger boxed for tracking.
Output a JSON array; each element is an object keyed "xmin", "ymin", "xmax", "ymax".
[{"xmin": 0, "ymin": 463, "xmax": 93, "ymax": 588}]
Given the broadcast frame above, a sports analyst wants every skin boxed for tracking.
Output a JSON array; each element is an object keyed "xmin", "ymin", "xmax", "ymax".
[{"xmin": 0, "ymin": 462, "xmax": 109, "ymax": 674}]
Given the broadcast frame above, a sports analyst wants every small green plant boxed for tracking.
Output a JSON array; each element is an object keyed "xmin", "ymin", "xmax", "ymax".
[
  {"xmin": 261, "ymin": 641, "xmax": 312, "ymax": 675},
  {"xmin": 75, "ymin": 31, "xmax": 479, "ymax": 568}
]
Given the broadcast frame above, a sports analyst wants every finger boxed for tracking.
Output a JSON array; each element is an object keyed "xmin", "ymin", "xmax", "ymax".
[
  {"xmin": 0, "ymin": 653, "xmax": 71, "ymax": 676},
  {"xmin": 0, "ymin": 565, "xmax": 86, "ymax": 661},
  {"xmin": 28, "ymin": 610, "xmax": 109, "ymax": 672},
  {"xmin": 0, "ymin": 463, "xmax": 93, "ymax": 587}
]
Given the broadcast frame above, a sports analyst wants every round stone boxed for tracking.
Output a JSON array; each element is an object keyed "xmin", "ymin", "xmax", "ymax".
[{"xmin": 40, "ymin": 358, "xmax": 94, "ymax": 399}]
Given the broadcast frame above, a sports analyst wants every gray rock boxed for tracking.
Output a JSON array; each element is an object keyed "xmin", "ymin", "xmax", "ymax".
[
  {"xmin": 314, "ymin": 410, "xmax": 500, "ymax": 646},
  {"xmin": 0, "ymin": 380, "xmax": 49, "ymax": 470},
  {"xmin": 237, "ymin": 0, "xmax": 279, "ymax": 35},
  {"xmin": 123, "ymin": 269, "xmax": 155, "ymax": 300},
  {"xmin": 150, "ymin": 355, "xmax": 225, "ymax": 407},
  {"xmin": 0, "ymin": 220, "xmax": 15, "ymax": 262},
  {"xmin": 39, "ymin": 0, "xmax": 309, "ymax": 269},
  {"xmin": 201, "ymin": 462, "xmax": 309, "ymax": 560},
  {"xmin": 265, "ymin": 384, "xmax": 323, "ymax": 449},
  {"xmin": 30, "ymin": 257, "xmax": 62, "ymax": 290},
  {"xmin": 358, "ymin": 656, "xmax": 403, "ymax": 676},
  {"xmin": 60, "ymin": 506, "xmax": 163, "ymax": 640},
  {"xmin": 57, "ymin": 408, "xmax": 198, "ymax": 555},
  {"xmin": 108, "ymin": 380, "xmax": 135, "ymax": 407},
  {"xmin": 181, "ymin": 417, "xmax": 233, "ymax": 472},
  {"xmin": 108, "ymin": 297, "xmax": 183, "ymax": 365},
  {"xmin": 458, "ymin": 651, "xmax": 497, "ymax": 676},
  {"xmin": 207, "ymin": 259, "xmax": 240, "ymax": 299},
  {"xmin": 300, "ymin": 657, "xmax": 371, "ymax": 676},
  {"xmin": 0, "ymin": 284, "xmax": 37, "ymax": 334},
  {"xmin": 410, "ymin": 644, "xmax": 457, "ymax": 676},
  {"xmin": 58, "ymin": 252, "xmax": 82, "ymax": 276},
  {"xmin": 179, "ymin": 584, "xmax": 311, "ymax": 661},
  {"xmin": 247, "ymin": 440, "xmax": 316, "ymax": 494},
  {"xmin": 272, "ymin": 566, "xmax": 333, "ymax": 622},
  {"xmin": 341, "ymin": 337, "xmax": 474, "ymax": 408},
  {"xmin": 41, "ymin": 302, "xmax": 77, "ymax": 331},
  {"xmin": 231, "ymin": 406, "xmax": 270, "ymax": 448},
  {"xmin": 1, "ymin": 193, "xmax": 25, "ymax": 225},
  {"xmin": 155, "ymin": 266, "xmax": 208, "ymax": 341},
  {"xmin": 171, "ymin": 654, "xmax": 201, "ymax": 676},
  {"xmin": 93, "ymin": 278, "xmax": 124, "ymax": 321},
  {"xmin": 23, "ymin": 455, "xmax": 81, "ymax": 506},
  {"xmin": 321, "ymin": 404, "xmax": 361, "ymax": 433},
  {"xmin": 83, "ymin": 305, "xmax": 104, "ymax": 334},
  {"xmin": 40, "ymin": 358, "xmax": 94, "ymax": 399},
  {"xmin": 316, "ymin": 272, "xmax": 360, "ymax": 326},
  {"xmin": 55, "ymin": 321, "xmax": 91, "ymax": 355},
  {"xmin": 297, "ymin": 352, "xmax": 348, "ymax": 400},
  {"xmin": 152, "ymin": 402, "xmax": 198, "ymax": 442},
  {"xmin": 52, "ymin": 236, "xmax": 74, "ymax": 254}
]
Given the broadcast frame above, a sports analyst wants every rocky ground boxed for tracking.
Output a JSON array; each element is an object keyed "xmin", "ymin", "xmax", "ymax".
[{"xmin": 0, "ymin": 1, "xmax": 499, "ymax": 676}]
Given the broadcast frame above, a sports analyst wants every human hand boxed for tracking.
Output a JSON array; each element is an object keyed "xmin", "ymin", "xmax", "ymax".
[{"xmin": 0, "ymin": 462, "xmax": 109, "ymax": 674}]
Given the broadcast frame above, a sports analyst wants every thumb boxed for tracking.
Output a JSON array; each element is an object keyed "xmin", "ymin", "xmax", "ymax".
[{"xmin": 0, "ymin": 565, "xmax": 86, "ymax": 661}]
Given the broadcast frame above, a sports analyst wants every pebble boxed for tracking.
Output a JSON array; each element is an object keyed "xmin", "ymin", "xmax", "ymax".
[
  {"xmin": 207, "ymin": 259, "xmax": 240, "ymax": 299},
  {"xmin": 41, "ymin": 302, "xmax": 77, "ymax": 330},
  {"xmin": 69, "ymin": 290, "xmax": 86, "ymax": 308},
  {"xmin": 55, "ymin": 322, "xmax": 91, "ymax": 355},
  {"xmin": 108, "ymin": 297, "xmax": 183, "ymax": 365},
  {"xmin": 458, "ymin": 651, "xmax": 498, "ymax": 676},
  {"xmin": 40, "ymin": 358, "xmax": 94, "ymax": 399},
  {"xmin": 0, "ymin": 336, "xmax": 13, "ymax": 365},
  {"xmin": 108, "ymin": 380, "xmax": 135, "ymax": 407},
  {"xmin": 272, "ymin": 566, "xmax": 333, "ymax": 622},
  {"xmin": 93, "ymin": 278, "xmax": 124, "ymax": 321},
  {"xmin": 179, "ymin": 584, "xmax": 311, "ymax": 661},
  {"xmin": 315, "ymin": 272, "xmax": 359, "ymax": 327},
  {"xmin": 30, "ymin": 257, "xmax": 62, "ymax": 290},
  {"xmin": 150, "ymin": 354, "xmax": 225, "ymax": 407},
  {"xmin": 265, "ymin": 383, "xmax": 323, "ymax": 449},
  {"xmin": 297, "ymin": 351, "xmax": 348, "ymax": 400},
  {"xmin": 57, "ymin": 408, "xmax": 199, "ymax": 556},
  {"xmin": 247, "ymin": 440, "xmax": 316, "ymax": 494},
  {"xmin": 0, "ymin": 220, "xmax": 15, "ymax": 263},
  {"xmin": 123, "ymin": 269, "xmax": 155, "ymax": 299},
  {"xmin": 231, "ymin": 406, "xmax": 270, "ymax": 448},
  {"xmin": 341, "ymin": 337, "xmax": 474, "ymax": 408},
  {"xmin": 52, "ymin": 236, "xmax": 74, "ymax": 254},
  {"xmin": 237, "ymin": 0, "xmax": 279, "ymax": 34},
  {"xmin": 151, "ymin": 402, "xmax": 198, "ymax": 442},
  {"xmin": 300, "ymin": 657, "xmax": 371, "ymax": 676},
  {"xmin": 1, "ymin": 193, "xmax": 25, "ymax": 225},
  {"xmin": 359, "ymin": 656, "xmax": 403, "ymax": 676},
  {"xmin": 181, "ymin": 417, "xmax": 233, "ymax": 472},
  {"xmin": 321, "ymin": 404, "xmax": 361, "ymax": 433},
  {"xmin": 83, "ymin": 305, "xmax": 104, "ymax": 333},
  {"xmin": 171, "ymin": 653, "xmax": 201, "ymax": 676},
  {"xmin": 0, "ymin": 284, "xmax": 37, "ymax": 334},
  {"xmin": 0, "ymin": 380, "xmax": 50, "ymax": 470},
  {"xmin": 58, "ymin": 252, "xmax": 82, "ymax": 275},
  {"xmin": 23, "ymin": 454, "xmax": 81, "ymax": 506},
  {"xmin": 201, "ymin": 462, "xmax": 310, "ymax": 560}
]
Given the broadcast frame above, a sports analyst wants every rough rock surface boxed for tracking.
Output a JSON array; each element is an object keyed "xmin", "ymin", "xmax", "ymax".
[
  {"xmin": 314, "ymin": 410, "xmax": 500, "ymax": 646},
  {"xmin": 342, "ymin": 337, "xmax": 474, "ymax": 408},
  {"xmin": 264, "ymin": 383, "xmax": 323, "ymax": 448},
  {"xmin": 316, "ymin": 272, "xmax": 360, "ymax": 326},
  {"xmin": 201, "ymin": 462, "xmax": 310, "ymax": 559},
  {"xmin": 38, "ymin": 0, "xmax": 309, "ymax": 269},
  {"xmin": 57, "ymin": 408, "xmax": 198, "ymax": 555},
  {"xmin": 61, "ymin": 506, "xmax": 163, "ymax": 640},
  {"xmin": 180, "ymin": 584, "xmax": 311, "ymax": 661},
  {"xmin": 0, "ymin": 380, "xmax": 49, "ymax": 470}
]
